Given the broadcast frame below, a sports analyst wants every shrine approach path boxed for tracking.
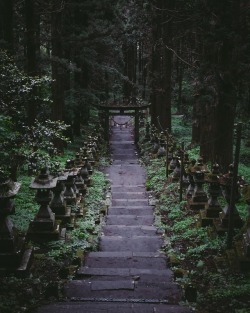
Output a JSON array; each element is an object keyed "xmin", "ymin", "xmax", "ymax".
[{"xmin": 36, "ymin": 116, "xmax": 191, "ymax": 313}]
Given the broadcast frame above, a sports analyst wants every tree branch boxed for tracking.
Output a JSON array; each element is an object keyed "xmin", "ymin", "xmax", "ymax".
[{"xmin": 165, "ymin": 44, "xmax": 198, "ymax": 68}]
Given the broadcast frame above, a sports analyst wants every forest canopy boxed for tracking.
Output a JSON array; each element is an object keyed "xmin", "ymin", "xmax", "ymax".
[{"xmin": 0, "ymin": 0, "xmax": 250, "ymax": 173}]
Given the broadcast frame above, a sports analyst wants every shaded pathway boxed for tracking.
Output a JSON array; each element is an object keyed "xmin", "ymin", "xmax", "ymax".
[{"xmin": 37, "ymin": 116, "xmax": 191, "ymax": 313}]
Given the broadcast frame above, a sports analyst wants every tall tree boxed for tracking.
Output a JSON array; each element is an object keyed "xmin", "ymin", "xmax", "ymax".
[
  {"xmin": 0, "ymin": 0, "xmax": 14, "ymax": 52},
  {"xmin": 150, "ymin": 0, "xmax": 173, "ymax": 131},
  {"xmin": 25, "ymin": 0, "xmax": 38, "ymax": 124},
  {"xmin": 51, "ymin": 1, "xmax": 64, "ymax": 122},
  {"xmin": 196, "ymin": 0, "xmax": 248, "ymax": 169}
]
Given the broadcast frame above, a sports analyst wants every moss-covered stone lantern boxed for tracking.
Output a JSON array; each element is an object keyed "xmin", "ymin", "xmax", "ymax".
[
  {"xmin": 50, "ymin": 171, "xmax": 71, "ymax": 223},
  {"xmin": 0, "ymin": 172, "xmax": 33, "ymax": 274},
  {"xmin": 27, "ymin": 167, "xmax": 63, "ymax": 242},
  {"xmin": 200, "ymin": 163, "xmax": 222, "ymax": 226},
  {"xmin": 213, "ymin": 164, "xmax": 243, "ymax": 235},
  {"xmin": 188, "ymin": 157, "xmax": 209, "ymax": 210}
]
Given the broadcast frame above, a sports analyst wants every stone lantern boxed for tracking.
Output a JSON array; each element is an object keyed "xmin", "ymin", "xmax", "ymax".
[
  {"xmin": 92, "ymin": 135, "xmax": 99, "ymax": 151},
  {"xmin": 80, "ymin": 160, "xmax": 91, "ymax": 187},
  {"xmin": 84, "ymin": 157, "xmax": 93, "ymax": 176},
  {"xmin": 165, "ymin": 139, "xmax": 174, "ymax": 177},
  {"xmin": 64, "ymin": 166, "xmax": 85, "ymax": 218},
  {"xmin": 171, "ymin": 159, "xmax": 181, "ymax": 183},
  {"xmin": 88, "ymin": 142, "xmax": 97, "ymax": 162},
  {"xmin": 0, "ymin": 174, "xmax": 33, "ymax": 274},
  {"xmin": 87, "ymin": 149, "xmax": 95, "ymax": 167},
  {"xmin": 157, "ymin": 136, "xmax": 166, "ymax": 158},
  {"xmin": 74, "ymin": 152, "xmax": 83, "ymax": 167},
  {"xmin": 151, "ymin": 130, "xmax": 159, "ymax": 155},
  {"xmin": 63, "ymin": 169, "xmax": 78, "ymax": 206},
  {"xmin": 27, "ymin": 167, "xmax": 63, "ymax": 242},
  {"xmin": 144, "ymin": 122, "xmax": 150, "ymax": 142},
  {"xmin": 182, "ymin": 153, "xmax": 190, "ymax": 189},
  {"xmin": 200, "ymin": 163, "xmax": 222, "ymax": 226},
  {"xmin": 242, "ymin": 185, "xmax": 250, "ymax": 258},
  {"xmin": 186, "ymin": 159, "xmax": 196, "ymax": 198},
  {"xmin": 169, "ymin": 155, "xmax": 178, "ymax": 173},
  {"xmin": 80, "ymin": 146, "xmax": 88, "ymax": 159},
  {"xmin": 75, "ymin": 170, "xmax": 87, "ymax": 197},
  {"xmin": 150, "ymin": 125, "xmax": 157, "ymax": 144},
  {"xmin": 214, "ymin": 164, "xmax": 243, "ymax": 234},
  {"xmin": 50, "ymin": 171, "xmax": 71, "ymax": 223},
  {"xmin": 242, "ymin": 209, "xmax": 250, "ymax": 259},
  {"xmin": 188, "ymin": 157, "xmax": 208, "ymax": 210}
]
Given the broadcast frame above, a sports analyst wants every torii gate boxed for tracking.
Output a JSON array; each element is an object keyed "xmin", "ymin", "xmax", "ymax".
[{"xmin": 95, "ymin": 101, "xmax": 150, "ymax": 144}]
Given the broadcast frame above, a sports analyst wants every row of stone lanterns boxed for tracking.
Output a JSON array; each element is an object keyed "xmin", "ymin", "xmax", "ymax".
[
  {"xmin": 0, "ymin": 132, "xmax": 103, "ymax": 275},
  {"xmin": 0, "ymin": 172, "xmax": 33, "ymax": 275},
  {"xmin": 142, "ymin": 123, "xmax": 250, "ymax": 270}
]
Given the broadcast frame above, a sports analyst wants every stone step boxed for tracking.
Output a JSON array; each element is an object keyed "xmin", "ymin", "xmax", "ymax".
[
  {"xmin": 100, "ymin": 236, "xmax": 163, "ymax": 252},
  {"xmin": 36, "ymin": 302, "xmax": 192, "ymax": 313},
  {"xmin": 112, "ymin": 199, "xmax": 149, "ymax": 206},
  {"xmin": 64, "ymin": 279, "xmax": 181, "ymax": 302},
  {"xmin": 111, "ymin": 185, "xmax": 145, "ymax": 192},
  {"xmin": 77, "ymin": 267, "xmax": 173, "ymax": 278},
  {"xmin": 106, "ymin": 166, "xmax": 146, "ymax": 183},
  {"xmin": 111, "ymin": 155, "xmax": 137, "ymax": 161},
  {"xmin": 112, "ymin": 160, "xmax": 139, "ymax": 165},
  {"xmin": 106, "ymin": 215, "xmax": 154, "ymax": 226},
  {"xmin": 112, "ymin": 192, "xmax": 147, "ymax": 199},
  {"xmin": 110, "ymin": 140, "xmax": 134, "ymax": 145},
  {"xmin": 110, "ymin": 143, "xmax": 134, "ymax": 148},
  {"xmin": 111, "ymin": 149, "xmax": 136, "ymax": 154},
  {"xmin": 86, "ymin": 251, "xmax": 166, "ymax": 258},
  {"xmin": 111, "ymin": 148, "xmax": 135, "ymax": 153},
  {"xmin": 102, "ymin": 225, "xmax": 158, "ymax": 237},
  {"xmin": 84, "ymin": 254, "xmax": 167, "ymax": 269},
  {"xmin": 108, "ymin": 207, "xmax": 153, "ymax": 215}
]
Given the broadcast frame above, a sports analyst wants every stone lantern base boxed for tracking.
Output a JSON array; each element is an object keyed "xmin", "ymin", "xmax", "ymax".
[
  {"xmin": 52, "ymin": 206, "xmax": 72, "ymax": 224},
  {"xmin": 187, "ymin": 197, "xmax": 207, "ymax": 211},
  {"xmin": 219, "ymin": 208, "xmax": 243, "ymax": 229},
  {"xmin": 205, "ymin": 203, "xmax": 222, "ymax": 218},
  {"xmin": 0, "ymin": 235, "xmax": 33, "ymax": 277},
  {"xmin": 213, "ymin": 212, "xmax": 243, "ymax": 236},
  {"xmin": 232, "ymin": 240, "xmax": 250, "ymax": 272},
  {"xmin": 199, "ymin": 204, "xmax": 222, "ymax": 227},
  {"xmin": 243, "ymin": 229, "xmax": 250, "ymax": 257},
  {"xmin": 27, "ymin": 218, "xmax": 66, "ymax": 242}
]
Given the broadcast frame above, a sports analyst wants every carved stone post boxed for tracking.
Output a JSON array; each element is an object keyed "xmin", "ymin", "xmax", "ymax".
[
  {"xmin": 27, "ymin": 167, "xmax": 65, "ymax": 242},
  {"xmin": 0, "ymin": 175, "xmax": 33, "ymax": 274}
]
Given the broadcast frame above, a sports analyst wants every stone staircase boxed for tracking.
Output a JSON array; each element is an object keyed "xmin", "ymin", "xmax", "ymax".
[{"xmin": 36, "ymin": 117, "xmax": 191, "ymax": 313}]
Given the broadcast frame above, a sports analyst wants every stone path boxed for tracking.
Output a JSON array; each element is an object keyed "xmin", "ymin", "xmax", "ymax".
[{"xmin": 37, "ymin": 116, "xmax": 191, "ymax": 313}]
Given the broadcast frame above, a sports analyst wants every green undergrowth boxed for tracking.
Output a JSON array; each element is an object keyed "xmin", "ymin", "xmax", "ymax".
[
  {"xmin": 47, "ymin": 170, "xmax": 108, "ymax": 260},
  {"xmin": 171, "ymin": 115, "xmax": 192, "ymax": 143},
  {"xmin": 138, "ymin": 120, "xmax": 250, "ymax": 313},
  {"xmin": 1, "ymin": 130, "xmax": 109, "ymax": 312},
  {"xmin": 12, "ymin": 175, "xmax": 39, "ymax": 233}
]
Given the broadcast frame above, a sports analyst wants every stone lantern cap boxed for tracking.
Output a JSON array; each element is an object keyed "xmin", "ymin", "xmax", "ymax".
[
  {"xmin": 30, "ymin": 167, "xmax": 58, "ymax": 189},
  {"xmin": 57, "ymin": 171, "xmax": 69, "ymax": 182},
  {"xmin": 0, "ymin": 179, "xmax": 21, "ymax": 198},
  {"xmin": 219, "ymin": 164, "xmax": 234, "ymax": 186},
  {"xmin": 190, "ymin": 157, "xmax": 209, "ymax": 173},
  {"xmin": 242, "ymin": 184, "xmax": 250, "ymax": 202},
  {"xmin": 66, "ymin": 168, "xmax": 80, "ymax": 177},
  {"xmin": 206, "ymin": 163, "xmax": 221, "ymax": 183}
]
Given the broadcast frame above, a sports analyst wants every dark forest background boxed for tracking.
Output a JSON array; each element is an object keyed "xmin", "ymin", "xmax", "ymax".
[{"xmin": 0, "ymin": 0, "xmax": 250, "ymax": 175}]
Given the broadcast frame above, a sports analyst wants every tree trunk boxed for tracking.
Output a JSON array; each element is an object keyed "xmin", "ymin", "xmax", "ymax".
[
  {"xmin": 150, "ymin": 0, "xmax": 173, "ymax": 131},
  {"xmin": 198, "ymin": 0, "xmax": 240, "ymax": 170},
  {"xmin": 51, "ymin": 9, "xmax": 64, "ymax": 121},
  {"xmin": 176, "ymin": 46, "xmax": 184, "ymax": 115},
  {"xmin": 123, "ymin": 43, "xmax": 137, "ymax": 99},
  {"xmin": 0, "ymin": 0, "xmax": 13, "ymax": 53},
  {"xmin": 25, "ymin": 0, "xmax": 38, "ymax": 125}
]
